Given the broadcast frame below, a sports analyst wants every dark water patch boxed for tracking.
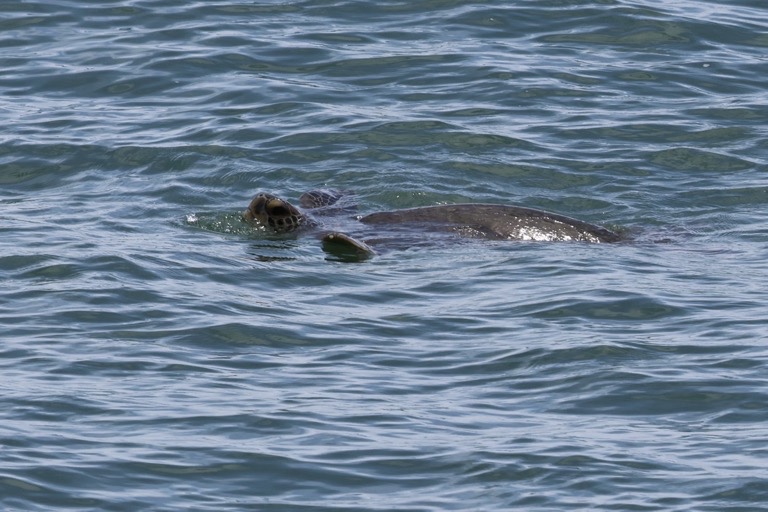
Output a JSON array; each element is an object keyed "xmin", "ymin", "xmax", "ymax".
[
  {"xmin": 558, "ymin": 123, "xmax": 752, "ymax": 147},
  {"xmin": 302, "ymin": 31, "xmax": 378, "ymax": 45},
  {"xmin": 0, "ymin": 253, "xmax": 59, "ymax": 273},
  {"xmin": 675, "ymin": 186, "xmax": 768, "ymax": 208},
  {"xmin": 557, "ymin": 373, "xmax": 768, "ymax": 417},
  {"xmin": 528, "ymin": 294, "xmax": 685, "ymax": 322},
  {"xmin": 165, "ymin": 322, "xmax": 343, "ymax": 348},
  {"xmin": 15, "ymin": 261, "xmax": 82, "ymax": 281},
  {"xmin": 0, "ymin": 143, "xmax": 107, "ymax": 187},
  {"xmin": 687, "ymin": 106, "xmax": 768, "ymax": 122},
  {"xmin": 446, "ymin": 161, "xmax": 559, "ymax": 182},
  {"xmin": 650, "ymin": 148, "xmax": 754, "ymax": 172}
]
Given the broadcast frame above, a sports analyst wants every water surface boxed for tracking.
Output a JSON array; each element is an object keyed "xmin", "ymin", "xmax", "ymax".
[{"xmin": 2, "ymin": 0, "xmax": 767, "ymax": 510}]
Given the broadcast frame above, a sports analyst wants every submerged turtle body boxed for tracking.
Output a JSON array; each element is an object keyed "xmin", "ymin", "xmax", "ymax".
[{"xmin": 243, "ymin": 190, "xmax": 621, "ymax": 259}]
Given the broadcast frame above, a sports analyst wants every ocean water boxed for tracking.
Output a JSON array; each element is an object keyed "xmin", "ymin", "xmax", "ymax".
[{"xmin": 2, "ymin": 0, "xmax": 768, "ymax": 510}]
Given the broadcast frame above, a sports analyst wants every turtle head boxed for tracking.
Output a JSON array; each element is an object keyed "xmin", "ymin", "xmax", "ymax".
[{"xmin": 243, "ymin": 193, "xmax": 306, "ymax": 232}]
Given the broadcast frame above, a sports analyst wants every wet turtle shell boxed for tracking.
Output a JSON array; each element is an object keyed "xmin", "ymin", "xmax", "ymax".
[{"xmin": 243, "ymin": 189, "xmax": 621, "ymax": 259}]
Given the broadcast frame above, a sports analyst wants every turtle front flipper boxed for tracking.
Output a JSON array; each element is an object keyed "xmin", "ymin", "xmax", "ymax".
[{"xmin": 321, "ymin": 232, "xmax": 375, "ymax": 262}]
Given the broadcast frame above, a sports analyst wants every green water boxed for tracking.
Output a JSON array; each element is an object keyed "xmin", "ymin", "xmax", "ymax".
[{"xmin": 2, "ymin": 0, "xmax": 767, "ymax": 510}]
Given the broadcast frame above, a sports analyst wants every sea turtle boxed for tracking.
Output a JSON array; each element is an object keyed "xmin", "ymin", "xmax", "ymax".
[{"xmin": 242, "ymin": 189, "xmax": 621, "ymax": 260}]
